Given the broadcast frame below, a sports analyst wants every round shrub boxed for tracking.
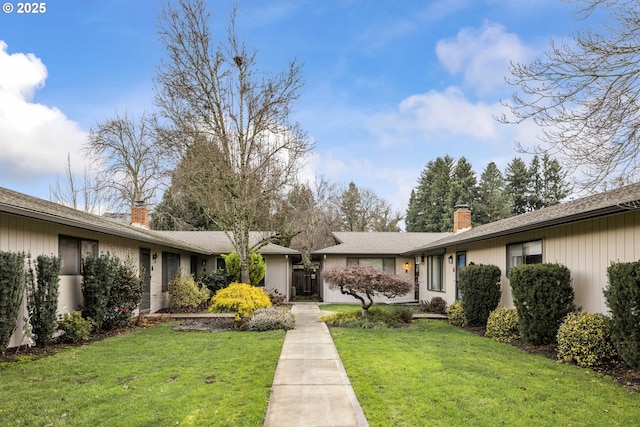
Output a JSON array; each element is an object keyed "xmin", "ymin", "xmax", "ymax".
[
  {"xmin": 210, "ymin": 282, "xmax": 271, "ymax": 320},
  {"xmin": 428, "ymin": 296, "xmax": 448, "ymax": 314},
  {"xmin": 509, "ymin": 263, "xmax": 575, "ymax": 345},
  {"xmin": 485, "ymin": 308, "xmax": 521, "ymax": 343},
  {"xmin": 556, "ymin": 311, "xmax": 618, "ymax": 368},
  {"xmin": 248, "ymin": 307, "xmax": 295, "ymax": 331},
  {"xmin": 57, "ymin": 311, "xmax": 95, "ymax": 343},
  {"xmin": 446, "ymin": 300, "xmax": 465, "ymax": 327},
  {"xmin": 458, "ymin": 264, "xmax": 501, "ymax": 326},
  {"xmin": 169, "ymin": 274, "xmax": 210, "ymax": 311}
]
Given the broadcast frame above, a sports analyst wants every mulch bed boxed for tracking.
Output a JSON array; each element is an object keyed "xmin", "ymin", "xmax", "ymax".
[{"xmin": 463, "ymin": 325, "xmax": 640, "ymax": 392}]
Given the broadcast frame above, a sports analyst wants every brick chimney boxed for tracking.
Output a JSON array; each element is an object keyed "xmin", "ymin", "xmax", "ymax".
[
  {"xmin": 453, "ymin": 204, "xmax": 472, "ymax": 234},
  {"xmin": 131, "ymin": 200, "xmax": 149, "ymax": 229}
]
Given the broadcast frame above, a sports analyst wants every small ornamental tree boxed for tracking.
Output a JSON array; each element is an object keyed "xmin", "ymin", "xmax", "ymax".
[
  {"xmin": 322, "ymin": 265, "xmax": 412, "ymax": 317},
  {"xmin": 0, "ymin": 251, "xmax": 26, "ymax": 353},
  {"xmin": 509, "ymin": 263, "xmax": 575, "ymax": 345},
  {"xmin": 458, "ymin": 264, "xmax": 501, "ymax": 326},
  {"xmin": 223, "ymin": 251, "xmax": 266, "ymax": 286},
  {"xmin": 26, "ymin": 254, "xmax": 62, "ymax": 347},
  {"xmin": 604, "ymin": 261, "xmax": 640, "ymax": 369}
]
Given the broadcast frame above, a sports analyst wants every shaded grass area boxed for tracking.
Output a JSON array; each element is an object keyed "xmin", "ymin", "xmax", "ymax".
[
  {"xmin": 331, "ymin": 319, "xmax": 640, "ymax": 427},
  {"xmin": 0, "ymin": 323, "xmax": 284, "ymax": 426}
]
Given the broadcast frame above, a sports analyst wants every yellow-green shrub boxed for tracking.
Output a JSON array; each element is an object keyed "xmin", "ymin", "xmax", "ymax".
[
  {"xmin": 446, "ymin": 300, "xmax": 465, "ymax": 327},
  {"xmin": 485, "ymin": 308, "xmax": 521, "ymax": 343},
  {"xmin": 209, "ymin": 282, "xmax": 271, "ymax": 320},
  {"xmin": 556, "ymin": 311, "xmax": 618, "ymax": 368},
  {"xmin": 168, "ymin": 275, "xmax": 210, "ymax": 311}
]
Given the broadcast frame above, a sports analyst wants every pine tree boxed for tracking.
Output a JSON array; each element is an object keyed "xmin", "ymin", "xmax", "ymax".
[
  {"xmin": 449, "ymin": 157, "xmax": 478, "ymax": 210},
  {"xmin": 505, "ymin": 157, "xmax": 531, "ymax": 215},
  {"xmin": 541, "ymin": 154, "xmax": 571, "ymax": 206},
  {"xmin": 475, "ymin": 162, "xmax": 511, "ymax": 225},
  {"xmin": 405, "ymin": 156, "xmax": 454, "ymax": 232},
  {"xmin": 339, "ymin": 182, "xmax": 363, "ymax": 231},
  {"xmin": 527, "ymin": 156, "xmax": 544, "ymax": 211}
]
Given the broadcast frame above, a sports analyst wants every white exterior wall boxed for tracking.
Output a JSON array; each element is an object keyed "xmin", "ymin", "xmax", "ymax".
[
  {"xmin": 0, "ymin": 212, "xmax": 197, "ymax": 348},
  {"xmin": 321, "ymin": 255, "xmax": 416, "ymax": 304},
  {"xmin": 263, "ymin": 254, "xmax": 291, "ymax": 300},
  {"xmin": 418, "ymin": 210, "xmax": 640, "ymax": 315}
]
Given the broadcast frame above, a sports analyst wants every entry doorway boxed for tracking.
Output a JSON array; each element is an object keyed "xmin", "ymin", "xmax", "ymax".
[
  {"xmin": 455, "ymin": 251, "xmax": 466, "ymax": 300},
  {"xmin": 140, "ymin": 248, "xmax": 151, "ymax": 312}
]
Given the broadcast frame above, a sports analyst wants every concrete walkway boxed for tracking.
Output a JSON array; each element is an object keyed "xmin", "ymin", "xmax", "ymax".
[{"xmin": 263, "ymin": 303, "xmax": 369, "ymax": 427}]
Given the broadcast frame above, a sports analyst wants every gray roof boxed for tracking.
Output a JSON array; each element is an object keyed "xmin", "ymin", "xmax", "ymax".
[
  {"xmin": 406, "ymin": 181, "xmax": 640, "ymax": 254},
  {"xmin": 157, "ymin": 231, "xmax": 300, "ymax": 256},
  {"xmin": 0, "ymin": 187, "xmax": 209, "ymax": 254},
  {"xmin": 313, "ymin": 232, "xmax": 450, "ymax": 256}
]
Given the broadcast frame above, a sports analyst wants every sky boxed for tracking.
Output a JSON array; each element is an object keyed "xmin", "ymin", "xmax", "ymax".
[{"xmin": 0, "ymin": 0, "xmax": 592, "ymax": 221}]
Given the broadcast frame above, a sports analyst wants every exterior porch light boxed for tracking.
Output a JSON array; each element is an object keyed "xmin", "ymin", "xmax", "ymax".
[
  {"xmin": 448, "ymin": 255, "xmax": 454, "ymax": 264},
  {"xmin": 404, "ymin": 262, "xmax": 410, "ymax": 273}
]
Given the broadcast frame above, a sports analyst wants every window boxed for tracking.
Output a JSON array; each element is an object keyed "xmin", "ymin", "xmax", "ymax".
[
  {"xmin": 162, "ymin": 252, "xmax": 181, "ymax": 291},
  {"xmin": 427, "ymin": 255, "xmax": 444, "ymax": 291},
  {"xmin": 507, "ymin": 240, "xmax": 542, "ymax": 273},
  {"xmin": 346, "ymin": 257, "xmax": 395, "ymax": 273},
  {"xmin": 59, "ymin": 235, "xmax": 98, "ymax": 275}
]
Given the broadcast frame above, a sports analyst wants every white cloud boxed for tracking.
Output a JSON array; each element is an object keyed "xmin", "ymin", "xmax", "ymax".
[
  {"xmin": 436, "ymin": 22, "xmax": 533, "ymax": 96},
  {"xmin": 0, "ymin": 41, "xmax": 87, "ymax": 180}
]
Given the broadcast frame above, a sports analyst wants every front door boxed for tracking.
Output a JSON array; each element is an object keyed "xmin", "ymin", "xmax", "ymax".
[
  {"xmin": 140, "ymin": 248, "xmax": 151, "ymax": 312},
  {"xmin": 455, "ymin": 251, "xmax": 466, "ymax": 300}
]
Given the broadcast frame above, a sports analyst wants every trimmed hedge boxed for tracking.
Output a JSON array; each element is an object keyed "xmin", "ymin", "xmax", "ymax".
[
  {"xmin": 26, "ymin": 255, "xmax": 62, "ymax": 347},
  {"xmin": 509, "ymin": 263, "xmax": 575, "ymax": 345},
  {"xmin": 485, "ymin": 308, "xmax": 521, "ymax": 343},
  {"xmin": 604, "ymin": 261, "xmax": 640, "ymax": 369},
  {"xmin": 458, "ymin": 264, "xmax": 501, "ymax": 326},
  {"xmin": 0, "ymin": 251, "xmax": 26, "ymax": 352}
]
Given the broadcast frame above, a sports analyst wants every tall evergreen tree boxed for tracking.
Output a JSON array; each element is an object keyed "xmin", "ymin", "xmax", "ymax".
[
  {"xmin": 405, "ymin": 156, "xmax": 454, "ymax": 232},
  {"xmin": 505, "ymin": 157, "xmax": 531, "ymax": 215},
  {"xmin": 541, "ymin": 154, "xmax": 571, "ymax": 206},
  {"xmin": 449, "ymin": 157, "xmax": 477, "ymax": 209},
  {"xmin": 527, "ymin": 156, "xmax": 545, "ymax": 211},
  {"xmin": 340, "ymin": 182, "xmax": 363, "ymax": 231},
  {"xmin": 475, "ymin": 162, "xmax": 511, "ymax": 225}
]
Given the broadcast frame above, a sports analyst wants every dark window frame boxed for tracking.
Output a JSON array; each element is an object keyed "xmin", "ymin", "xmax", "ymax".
[
  {"xmin": 59, "ymin": 235, "xmax": 98, "ymax": 275},
  {"xmin": 506, "ymin": 239, "xmax": 543, "ymax": 274},
  {"xmin": 162, "ymin": 252, "xmax": 181, "ymax": 292},
  {"xmin": 427, "ymin": 254, "xmax": 444, "ymax": 292}
]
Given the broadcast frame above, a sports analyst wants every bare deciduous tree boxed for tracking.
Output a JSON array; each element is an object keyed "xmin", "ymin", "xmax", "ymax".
[
  {"xmin": 499, "ymin": 0, "xmax": 640, "ymax": 191},
  {"xmin": 83, "ymin": 111, "xmax": 169, "ymax": 211},
  {"xmin": 154, "ymin": 0, "xmax": 314, "ymax": 283},
  {"xmin": 49, "ymin": 153, "xmax": 102, "ymax": 213},
  {"xmin": 339, "ymin": 182, "xmax": 401, "ymax": 232}
]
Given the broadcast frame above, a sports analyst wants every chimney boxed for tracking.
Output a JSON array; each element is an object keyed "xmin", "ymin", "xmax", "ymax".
[
  {"xmin": 131, "ymin": 200, "xmax": 149, "ymax": 229},
  {"xmin": 453, "ymin": 204, "xmax": 472, "ymax": 234}
]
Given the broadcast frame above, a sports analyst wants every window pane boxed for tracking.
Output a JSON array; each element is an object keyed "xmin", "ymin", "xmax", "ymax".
[
  {"xmin": 428, "ymin": 255, "xmax": 443, "ymax": 291},
  {"xmin": 59, "ymin": 236, "xmax": 79, "ymax": 275},
  {"xmin": 383, "ymin": 258, "xmax": 395, "ymax": 273},
  {"xmin": 346, "ymin": 258, "xmax": 358, "ymax": 266}
]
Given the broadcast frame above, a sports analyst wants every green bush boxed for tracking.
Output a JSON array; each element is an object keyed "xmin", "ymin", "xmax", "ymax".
[
  {"xmin": 81, "ymin": 253, "xmax": 120, "ymax": 330},
  {"xmin": 248, "ymin": 307, "xmax": 295, "ymax": 331},
  {"xmin": 168, "ymin": 273, "xmax": 210, "ymax": 311},
  {"xmin": 604, "ymin": 261, "xmax": 640, "ymax": 369},
  {"xmin": 509, "ymin": 263, "xmax": 575, "ymax": 345},
  {"xmin": 446, "ymin": 300, "xmax": 465, "ymax": 327},
  {"xmin": 26, "ymin": 254, "xmax": 62, "ymax": 347},
  {"xmin": 57, "ymin": 311, "xmax": 95, "ymax": 343},
  {"xmin": 320, "ymin": 306, "xmax": 412, "ymax": 329},
  {"xmin": 458, "ymin": 264, "xmax": 501, "ymax": 326},
  {"xmin": 485, "ymin": 308, "xmax": 521, "ymax": 343},
  {"xmin": 0, "ymin": 251, "xmax": 26, "ymax": 353},
  {"xmin": 428, "ymin": 296, "xmax": 448, "ymax": 314},
  {"xmin": 222, "ymin": 252, "xmax": 266, "ymax": 286},
  {"xmin": 198, "ymin": 269, "xmax": 228, "ymax": 294},
  {"xmin": 209, "ymin": 282, "xmax": 271, "ymax": 320},
  {"xmin": 103, "ymin": 255, "xmax": 144, "ymax": 329},
  {"xmin": 556, "ymin": 311, "xmax": 618, "ymax": 368}
]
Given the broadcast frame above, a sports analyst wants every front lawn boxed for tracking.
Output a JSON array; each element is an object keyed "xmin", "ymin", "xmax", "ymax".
[
  {"xmin": 0, "ymin": 323, "xmax": 284, "ymax": 426},
  {"xmin": 331, "ymin": 319, "xmax": 640, "ymax": 426}
]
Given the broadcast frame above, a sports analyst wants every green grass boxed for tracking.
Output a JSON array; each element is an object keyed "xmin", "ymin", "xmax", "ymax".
[
  {"xmin": 319, "ymin": 303, "xmax": 363, "ymax": 313},
  {"xmin": 331, "ymin": 319, "xmax": 640, "ymax": 427},
  {"xmin": 0, "ymin": 323, "xmax": 284, "ymax": 426}
]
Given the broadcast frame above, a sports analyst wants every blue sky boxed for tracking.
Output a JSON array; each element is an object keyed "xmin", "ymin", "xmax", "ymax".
[{"xmin": 0, "ymin": 0, "xmax": 587, "ymax": 218}]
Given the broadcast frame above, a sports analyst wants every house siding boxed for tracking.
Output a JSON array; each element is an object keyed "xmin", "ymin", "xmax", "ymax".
[
  {"xmin": 419, "ymin": 210, "xmax": 640, "ymax": 315},
  {"xmin": 263, "ymin": 255, "xmax": 291, "ymax": 300}
]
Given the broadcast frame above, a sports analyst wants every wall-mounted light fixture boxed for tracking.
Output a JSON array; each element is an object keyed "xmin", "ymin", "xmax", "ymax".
[
  {"xmin": 448, "ymin": 255, "xmax": 453, "ymax": 264},
  {"xmin": 202, "ymin": 259, "xmax": 207, "ymax": 267},
  {"xmin": 404, "ymin": 262, "xmax": 410, "ymax": 273},
  {"xmin": 152, "ymin": 252, "xmax": 158, "ymax": 263}
]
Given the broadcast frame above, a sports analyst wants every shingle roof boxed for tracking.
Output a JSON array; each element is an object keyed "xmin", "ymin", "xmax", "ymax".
[
  {"xmin": 405, "ymin": 181, "xmax": 640, "ymax": 254},
  {"xmin": 313, "ymin": 231, "xmax": 450, "ymax": 255},
  {"xmin": 0, "ymin": 187, "xmax": 209, "ymax": 254},
  {"xmin": 157, "ymin": 231, "xmax": 300, "ymax": 255}
]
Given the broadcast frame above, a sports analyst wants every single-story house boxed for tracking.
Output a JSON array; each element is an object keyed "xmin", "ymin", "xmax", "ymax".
[
  {"xmin": 313, "ymin": 231, "xmax": 449, "ymax": 303},
  {"xmin": 0, "ymin": 187, "xmax": 299, "ymax": 348},
  {"xmin": 157, "ymin": 230, "xmax": 300, "ymax": 299},
  {"xmin": 404, "ymin": 182, "xmax": 640, "ymax": 315}
]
